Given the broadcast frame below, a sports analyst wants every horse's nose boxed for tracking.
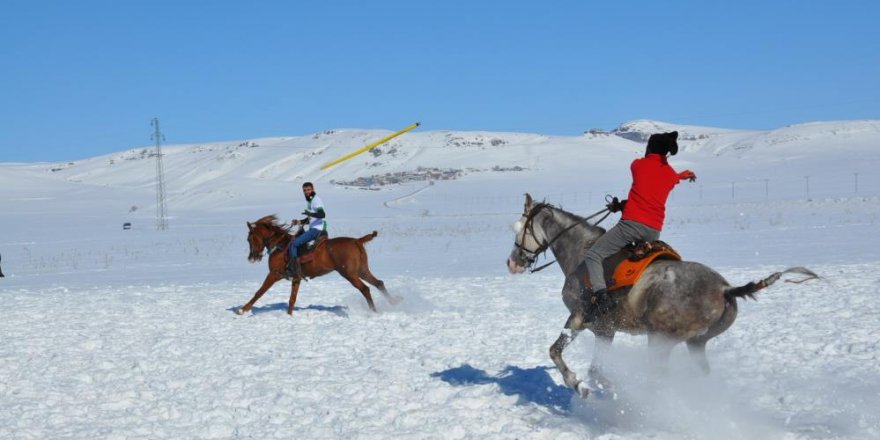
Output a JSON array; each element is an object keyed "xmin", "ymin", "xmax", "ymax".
[{"xmin": 507, "ymin": 257, "xmax": 522, "ymax": 274}]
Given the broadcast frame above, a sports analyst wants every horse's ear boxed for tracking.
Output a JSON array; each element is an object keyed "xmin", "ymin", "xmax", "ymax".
[
  {"xmin": 247, "ymin": 221, "xmax": 254, "ymax": 230},
  {"xmin": 524, "ymin": 193, "xmax": 533, "ymax": 212}
]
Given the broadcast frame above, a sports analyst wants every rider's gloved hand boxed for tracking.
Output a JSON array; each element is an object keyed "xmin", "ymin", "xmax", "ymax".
[
  {"xmin": 678, "ymin": 170, "xmax": 697, "ymax": 182},
  {"xmin": 606, "ymin": 197, "xmax": 627, "ymax": 213}
]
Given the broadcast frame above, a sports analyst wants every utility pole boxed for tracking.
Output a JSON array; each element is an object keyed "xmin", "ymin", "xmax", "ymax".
[
  {"xmin": 151, "ymin": 118, "xmax": 169, "ymax": 230},
  {"xmin": 854, "ymin": 172, "xmax": 859, "ymax": 194}
]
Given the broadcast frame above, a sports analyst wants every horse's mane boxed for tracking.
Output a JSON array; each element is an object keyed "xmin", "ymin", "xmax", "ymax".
[
  {"xmin": 534, "ymin": 202, "xmax": 607, "ymax": 234},
  {"xmin": 255, "ymin": 214, "xmax": 288, "ymax": 234}
]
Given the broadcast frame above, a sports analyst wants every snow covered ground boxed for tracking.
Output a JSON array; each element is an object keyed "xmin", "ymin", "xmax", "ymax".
[{"xmin": 2, "ymin": 120, "xmax": 879, "ymax": 439}]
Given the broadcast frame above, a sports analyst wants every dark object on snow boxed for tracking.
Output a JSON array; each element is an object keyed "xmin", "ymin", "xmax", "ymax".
[
  {"xmin": 123, "ymin": 222, "xmax": 132, "ymax": 230},
  {"xmin": 0, "ymin": 253, "xmax": 4, "ymax": 277}
]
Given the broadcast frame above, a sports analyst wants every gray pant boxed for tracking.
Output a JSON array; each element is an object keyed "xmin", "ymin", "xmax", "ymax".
[{"xmin": 585, "ymin": 219, "xmax": 660, "ymax": 291}]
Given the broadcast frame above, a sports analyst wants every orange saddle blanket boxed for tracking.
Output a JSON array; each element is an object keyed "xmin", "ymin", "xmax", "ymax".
[{"xmin": 586, "ymin": 241, "xmax": 682, "ymax": 292}]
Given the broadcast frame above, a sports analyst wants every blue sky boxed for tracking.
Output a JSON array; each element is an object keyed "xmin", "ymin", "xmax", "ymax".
[{"xmin": 2, "ymin": 0, "xmax": 878, "ymax": 162}]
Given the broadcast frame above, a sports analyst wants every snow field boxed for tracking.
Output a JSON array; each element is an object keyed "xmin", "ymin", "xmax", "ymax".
[{"xmin": 1, "ymin": 262, "xmax": 878, "ymax": 439}]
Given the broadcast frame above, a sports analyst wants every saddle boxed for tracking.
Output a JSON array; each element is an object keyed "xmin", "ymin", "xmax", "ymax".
[
  {"xmin": 584, "ymin": 240, "xmax": 682, "ymax": 292},
  {"xmin": 288, "ymin": 231, "xmax": 329, "ymax": 264}
]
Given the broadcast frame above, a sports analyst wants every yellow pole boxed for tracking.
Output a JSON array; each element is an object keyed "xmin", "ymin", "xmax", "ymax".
[{"xmin": 320, "ymin": 122, "xmax": 421, "ymax": 170}]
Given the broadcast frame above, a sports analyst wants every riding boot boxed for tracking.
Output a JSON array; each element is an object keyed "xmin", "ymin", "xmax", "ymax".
[
  {"xmin": 286, "ymin": 257, "xmax": 304, "ymax": 280},
  {"xmin": 581, "ymin": 287, "xmax": 613, "ymax": 323},
  {"xmin": 594, "ymin": 289, "xmax": 615, "ymax": 314}
]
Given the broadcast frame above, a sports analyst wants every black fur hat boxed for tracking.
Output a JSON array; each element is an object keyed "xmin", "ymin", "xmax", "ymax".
[{"xmin": 645, "ymin": 131, "xmax": 679, "ymax": 156}]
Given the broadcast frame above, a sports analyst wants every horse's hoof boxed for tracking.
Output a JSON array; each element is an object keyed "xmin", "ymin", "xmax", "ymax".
[
  {"xmin": 575, "ymin": 381, "xmax": 591, "ymax": 399},
  {"xmin": 235, "ymin": 308, "xmax": 246, "ymax": 315}
]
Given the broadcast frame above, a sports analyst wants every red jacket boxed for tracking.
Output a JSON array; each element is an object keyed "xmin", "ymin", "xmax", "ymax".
[{"xmin": 621, "ymin": 154, "xmax": 686, "ymax": 231}]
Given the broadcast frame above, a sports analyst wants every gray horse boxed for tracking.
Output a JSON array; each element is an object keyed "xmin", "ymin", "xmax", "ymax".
[{"xmin": 506, "ymin": 194, "xmax": 817, "ymax": 398}]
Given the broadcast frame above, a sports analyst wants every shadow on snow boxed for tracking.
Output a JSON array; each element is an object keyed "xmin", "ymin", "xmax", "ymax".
[
  {"xmin": 227, "ymin": 302, "xmax": 349, "ymax": 318},
  {"xmin": 431, "ymin": 364, "xmax": 574, "ymax": 414}
]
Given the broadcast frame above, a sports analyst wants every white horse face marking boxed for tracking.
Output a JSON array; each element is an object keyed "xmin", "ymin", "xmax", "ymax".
[
  {"xmin": 508, "ymin": 214, "xmax": 542, "ymax": 274},
  {"xmin": 512, "ymin": 219, "xmax": 523, "ymax": 233}
]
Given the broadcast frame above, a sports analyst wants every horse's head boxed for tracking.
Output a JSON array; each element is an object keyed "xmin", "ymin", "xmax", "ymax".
[
  {"xmin": 247, "ymin": 215, "xmax": 296, "ymax": 263},
  {"xmin": 246, "ymin": 221, "xmax": 266, "ymax": 263},
  {"xmin": 507, "ymin": 193, "xmax": 549, "ymax": 274}
]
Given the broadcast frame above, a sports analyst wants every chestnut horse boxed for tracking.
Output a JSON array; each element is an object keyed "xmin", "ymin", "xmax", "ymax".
[{"xmin": 237, "ymin": 215, "xmax": 398, "ymax": 315}]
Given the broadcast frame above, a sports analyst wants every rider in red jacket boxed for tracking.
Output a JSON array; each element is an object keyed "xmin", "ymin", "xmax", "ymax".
[
  {"xmin": 582, "ymin": 131, "xmax": 696, "ymax": 322},
  {"xmin": 621, "ymin": 144, "xmax": 695, "ymax": 230}
]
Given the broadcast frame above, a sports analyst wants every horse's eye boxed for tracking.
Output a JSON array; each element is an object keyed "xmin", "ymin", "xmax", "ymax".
[{"xmin": 512, "ymin": 220, "xmax": 523, "ymax": 233}]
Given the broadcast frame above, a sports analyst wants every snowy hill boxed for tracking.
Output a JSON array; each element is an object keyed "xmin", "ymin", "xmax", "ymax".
[
  {"xmin": 7, "ymin": 119, "xmax": 880, "ymax": 211},
  {"xmin": 4, "ymin": 118, "xmax": 879, "ymax": 272}
]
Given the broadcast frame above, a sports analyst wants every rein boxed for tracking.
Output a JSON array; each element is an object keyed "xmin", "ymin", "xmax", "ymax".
[
  {"xmin": 256, "ymin": 226, "xmax": 294, "ymax": 256},
  {"xmin": 516, "ymin": 204, "xmax": 611, "ymax": 273}
]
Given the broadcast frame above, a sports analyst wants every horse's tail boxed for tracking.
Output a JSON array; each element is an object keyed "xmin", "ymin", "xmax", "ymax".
[
  {"xmin": 357, "ymin": 231, "xmax": 378, "ymax": 244},
  {"xmin": 724, "ymin": 267, "xmax": 818, "ymax": 300},
  {"xmin": 353, "ymin": 231, "xmax": 378, "ymax": 270}
]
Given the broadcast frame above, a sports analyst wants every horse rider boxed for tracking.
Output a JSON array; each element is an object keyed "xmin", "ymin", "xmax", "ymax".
[
  {"xmin": 286, "ymin": 181, "xmax": 327, "ymax": 279},
  {"xmin": 581, "ymin": 131, "xmax": 697, "ymax": 321}
]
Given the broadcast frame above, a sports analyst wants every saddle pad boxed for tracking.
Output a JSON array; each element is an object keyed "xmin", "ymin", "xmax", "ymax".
[{"xmin": 608, "ymin": 249, "xmax": 681, "ymax": 291}]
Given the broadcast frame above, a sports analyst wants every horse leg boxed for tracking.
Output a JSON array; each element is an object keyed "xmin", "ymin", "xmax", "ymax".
[
  {"xmin": 685, "ymin": 296, "xmax": 737, "ymax": 375},
  {"xmin": 685, "ymin": 339, "xmax": 710, "ymax": 375},
  {"xmin": 238, "ymin": 272, "xmax": 282, "ymax": 314},
  {"xmin": 287, "ymin": 280, "xmax": 302, "ymax": 315},
  {"xmin": 359, "ymin": 268, "xmax": 400, "ymax": 305},
  {"xmin": 342, "ymin": 273, "xmax": 376, "ymax": 312},
  {"xmin": 588, "ymin": 331, "xmax": 615, "ymax": 391},
  {"xmin": 647, "ymin": 333, "xmax": 677, "ymax": 377},
  {"xmin": 549, "ymin": 320, "xmax": 590, "ymax": 398}
]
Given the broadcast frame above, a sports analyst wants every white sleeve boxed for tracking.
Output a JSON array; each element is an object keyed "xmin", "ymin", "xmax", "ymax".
[{"xmin": 311, "ymin": 196, "xmax": 325, "ymax": 212}]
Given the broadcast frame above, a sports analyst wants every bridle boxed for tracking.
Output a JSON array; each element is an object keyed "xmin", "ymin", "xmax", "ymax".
[
  {"xmin": 513, "ymin": 203, "xmax": 552, "ymax": 266},
  {"xmin": 250, "ymin": 224, "xmax": 294, "ymax": 257},
  {"xmin": 514, "ymin": 203, "xmax": 611, "ymax": 272}
]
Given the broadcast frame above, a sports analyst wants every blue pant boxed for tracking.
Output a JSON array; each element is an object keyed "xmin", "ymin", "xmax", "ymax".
[{"xmin": 290, "ymin": 228, "xmax": 322, "ymax": 259}]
